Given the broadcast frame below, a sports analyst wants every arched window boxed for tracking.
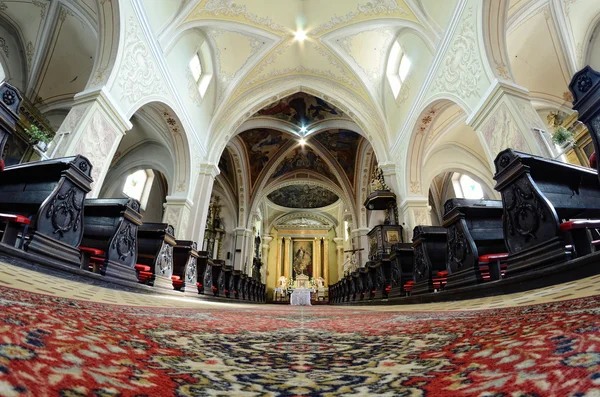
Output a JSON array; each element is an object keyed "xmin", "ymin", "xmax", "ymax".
[
  {"xmin": 188, "ymin": 41, "xmax": 213, "ymax": 99},
  {"xmin": 387, "ymin": 41, "xmax": 412, "ymax": 99},
  {"xmin": 123, "ymin": 169, "xmax": 155, "ymax": 210},
  {"xmin": 452, "ymin": 173, "xmax": 484, "ymax": 200}
]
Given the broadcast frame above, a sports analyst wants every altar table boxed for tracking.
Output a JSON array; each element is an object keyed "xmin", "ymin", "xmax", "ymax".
[{"xmin": 290, "ymin": 288, "xmax": 314, "ymax": 306}]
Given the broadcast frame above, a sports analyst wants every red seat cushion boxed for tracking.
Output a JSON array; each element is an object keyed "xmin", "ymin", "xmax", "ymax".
[
  {"xmin": 0, "ymin": 213, "xmax": 30, "ymax": 225},
  {"xmin": 590, "ymin": 152, "xmax": 597, "ymax": 168},
  {"xmin": 134, "ymin": 264, "xmax": 151, "ymax": 272},
  {"xmin": 436, "ymin": 270, "xmax": 449, "ymax": 277},
  {"xmin": 0, "ymin": 159, "xmax": 4, "ymax": 172},
  {"xmin": 90, "ymin": 256, "xmax": 105, "ymax": 263},
  {"xmin": 479, "ymin": 253, "xmax": 509, "ymax": 263},
  {"xmin": 171, "ymin": 275, "xmax": 181, "ymax": 281},
  {"xmin": 593, "ymin": 240, "xmax": 600, "ymax": 246},
  {"xmin": 138, "ymin": 271, "xmax": 153, "ymax": 278},
  {"xmin": 560, "ymin": 220, "xmax": 600, "ymax": 231}
]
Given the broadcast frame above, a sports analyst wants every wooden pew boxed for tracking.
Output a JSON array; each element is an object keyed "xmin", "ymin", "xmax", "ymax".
[
  {"xmin": 217, "ymin": 263, "xmax": 232, "ymax": 298},
  {"xmin": 80, "ymin": 198, "xmax": 143, "ymax": 283},
  {"xmin": 411, "ymin": 225, "xmax": 447, "ymax": 295},
  {"xmin": 0, "ymin": 82, "xmax": 21, "ymax": 168},
  {"xmin": 136, "ymin": 223, "xmax": 176, "ymax": 291},
  {"xmin": 172, "ymin": 240, "xmax": 200, "ymax": 296},
  {"xmin": 388, "ymin": 243, "xmax": 414, "ymax": 298},
  {"xmin": 0, "ymin": 155, "xmax": 93, "ymax": 267},
  {"xmin": 196, "ymin": 251, "xmax": 208, "ymax": 294},
  {"xmin": 442, "ymin": 198, "xmax": 508, "ymax": 289},
  {"xmin": 569, "ymin": 66, "xmax": 600, "ymax": 184},
  {"xmin": 494, "ymin": 148, "xmax": 600, "ymax": 275},
  {"xmin": 202, "ymin": 259, "xmax": 224, "ymax": 296}
]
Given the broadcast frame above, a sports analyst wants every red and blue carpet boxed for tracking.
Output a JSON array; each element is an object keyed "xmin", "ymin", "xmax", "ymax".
[{"xmin": 1, "ymin": 286, "xmax": 600, "ymax": 396}]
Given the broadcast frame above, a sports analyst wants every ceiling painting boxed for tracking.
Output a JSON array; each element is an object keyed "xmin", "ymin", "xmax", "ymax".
[
  {"xmin": 238, "ymin": 128, "xmax": 291, "ymax": 187},
  {"xmin": 218, "ymin": 147, "xmax": 236, "ymax": 191},
  {"xmin": 312, "ymin": 129, "xmax": 362, "ymax": 186},
  {"xmin": 270, "ymin": 146, "xmax": 336, "ymax": 182},
  {"xmin": 254, "ymin": 92, "xmax": 346, "ymax": 127},
  {"xmin": 267, "ymin": 185, "xmax": 339, "ymax": 209}
]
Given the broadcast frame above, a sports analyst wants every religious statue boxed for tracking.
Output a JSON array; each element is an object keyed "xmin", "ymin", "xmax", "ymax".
[
  {"xmin": 368, "ymin": 166, "xmax": 390, "ymax": 194},
  {"xmin": 252, "ymin": 258, "xmax": 261, "ymax": 281},
  {"xmin": 316, "ymin": 277, "xmax": 325, "ymax": 288},
  {"xmin": 254, "ymin": 231, "xmax": 261, "ymax": 259},
  {"xmin": 278, "ymin": 275, "xmax": 288, "ymax": 289},
  {"xmin": 293, "ymin": 245, "xmax": 311, "ymax": 275}
]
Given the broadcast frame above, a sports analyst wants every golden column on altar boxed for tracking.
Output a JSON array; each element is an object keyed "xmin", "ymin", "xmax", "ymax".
[
  {"xmin": 276, "ymin": 236, "xmax": 282, "ymax": 282},
  {"xmin": 313, "ymin": 237, "xmax": 321, "ymax": 279},
  {"xmin": 323, "ymin": 237, "xmax": 329, "ymax": 285},
  {"xmin": 283, "ymin": 237, "xmax": 291, "ymax": 279}
]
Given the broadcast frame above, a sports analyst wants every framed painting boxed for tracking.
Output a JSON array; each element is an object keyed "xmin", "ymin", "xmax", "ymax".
[{"xmin": 292, "ymin": 239, "xmax": 313, "ymax": 277}]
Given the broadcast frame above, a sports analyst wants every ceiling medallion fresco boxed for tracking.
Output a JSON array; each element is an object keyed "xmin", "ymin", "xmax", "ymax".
[
  {"xmin": 238, "ymin": 129, "xmax": 291, "ymax": 187},
  {"xmin": 267, "ymin": 185, "xmax": 339, "ymax": 209},
  {"xmin": 270, "ymin": 146, "xmax": 336, "ymax": 182},
  {"xmin": 253, "ymin": 92, "xmax": 346, "ymax": 127},
  {"xmin": 312, "ymin": 129, "xmax": 362, "ymax": 186}
]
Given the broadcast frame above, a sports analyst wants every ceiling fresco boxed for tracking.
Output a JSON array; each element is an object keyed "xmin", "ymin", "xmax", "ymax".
[
  {"xmin": 253, "ymin": 93, "xmax": 347, "ymax": 127},
  {"xmin": 218, "ymin": 147, "xmax": 236, "ymax": 192},
  {"xmin": 238, "ymin": 129, "xmax": 291, "ymax": 187},
  {"xmin": 311, "ymin": 129, "xmax": 362, "ymax": 186},
  {"xmin": 267, "ymin": 185, "xmax": 339, "ymax": 209},
  {"xmin": 270, "ymin": 146, "xmax": 336, "ymax": 182}
]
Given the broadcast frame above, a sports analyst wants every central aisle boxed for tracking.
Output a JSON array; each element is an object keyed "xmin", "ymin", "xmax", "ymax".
[{"xmin": 1, "ymin": 268, "xmax": 600, "ymax": 396}]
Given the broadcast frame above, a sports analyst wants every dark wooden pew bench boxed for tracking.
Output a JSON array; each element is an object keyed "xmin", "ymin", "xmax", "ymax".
[
  {"xmin": 172, "ymin": 240, "xmax": 200, "ymax": 296},
  {"xmin": 388, "ymin": 243, "xmax": 414, "ymax": 298},
  {"xmin": 202, "ymin": 258, "xmax": 224, "ymax": 296},
  {"xmin": 411, "ymin": 225, "xmax": 447, "ymax": 295},
  {"xmin": 494, "ymin": 148, "xmax": 600, "ymax": 275},
  {"xmin": 0, "ymin": 155, "xmax": 93, "ymax": 267},
  {"xmin": 136, "ymin": 223, "xmax": 176, "ymax": 291},
  {"xmin": 442, "ymin": 198, "xmax": 508, "ymax": 289},
  {"xmin": 80, "ymin": 198, "xmax": 143, "ymax": 283}
]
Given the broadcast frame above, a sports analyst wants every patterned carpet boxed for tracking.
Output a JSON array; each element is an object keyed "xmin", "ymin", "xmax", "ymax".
[{"xmin": 1, "ymin": 286, "xmax": 600, "ymax": 396}]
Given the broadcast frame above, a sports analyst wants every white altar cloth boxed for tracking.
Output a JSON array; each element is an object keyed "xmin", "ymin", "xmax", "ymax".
[{"xmin": 290, "ymin": 288, "xmax": 314, "ymax": 306}]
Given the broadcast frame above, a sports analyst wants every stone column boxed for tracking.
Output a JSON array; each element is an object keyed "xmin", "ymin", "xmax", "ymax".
[
  {"xmin": 352, "ymin": 228, "xmax": 370, "ymax": 268},
  {"xmin": 162, "ymin": 197, "xmax": 194, "ymax": 240},
  {"xmin": 323, "ymin": 237, "xmax": 329, "ymax": 285},
  {"xmin": 334, "ymin": 237, "xmax": 344, "ymax": 282},
  {"xmin": 232, "ymin": 228, "xmax": 247, "ymax": 271},
  {"xmin": 50, "ymin": 88, "xmax": 132, "ymax": 197},
  {"xmin": 313, "ymin": 237, "xmax": 321, "ymax": 279},
  {"xmin": 261, "ymin": 235, "xmax": 272, "ymax": 283},
  {"xmin": 400, "ymin": 198, "xmax": 431, "ymax": 241},
  {"xmin": 276, "ymin": 236, "xmax": 283, "ymax": 282},
  {"xmin": 283, "ymin": 237, "xmax": 291, "ymax": 279},
  {"xmin": 468, "ymin": 81, "xmax": 553, "ymax": 166},
  {"xmin": 189, "ymin": 163, "xmax": 219, "ymax": 243}
]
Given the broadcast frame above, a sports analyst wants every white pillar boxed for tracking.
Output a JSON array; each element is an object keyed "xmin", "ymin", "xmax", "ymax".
[{"xmin": 51, "ymin": 88, "xmax": 131, "ymax": 197}]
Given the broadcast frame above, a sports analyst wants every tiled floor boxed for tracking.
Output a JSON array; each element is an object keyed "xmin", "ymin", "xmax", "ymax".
[{"xmin": 1, "ymin": 259, "xmax": 599, "ymax": 311}]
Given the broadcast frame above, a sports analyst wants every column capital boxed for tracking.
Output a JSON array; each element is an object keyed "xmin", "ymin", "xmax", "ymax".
[
  {"xmin": 378, "ymin": 161, "xmax": 397, "ymax": 176},
  {"xmin": 399, "ymin": 197, "xmax": 429, "ymax": 211},
  {"xmin": 262, "ymin": 235, "xmax": 273, "ymax": 244},
  {"xmin": 333, "ymin": 237, "xmax": 344, "ymax": 244},
  {"xmin": 351, "ymin": 227, "xmax": 370, "ymax": 237},
  {"xmin": 164, "ymin": 195, "xmax": 194, "ymax": 209},
  {"xmin": 198, "ymin": 162, "xmax": 220, "ymax": 178},
  {"xmin": 466, "ymin": 79, "xmax": 531, "ymax": 130},
  {"xmin": 73, "ymin": 86, "xmax": 132, "ymax": 132}
]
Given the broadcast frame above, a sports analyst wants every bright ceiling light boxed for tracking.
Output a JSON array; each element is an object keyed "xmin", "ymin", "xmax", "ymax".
[
  {"xmin": 300, "ymin": 126, "xmax": 307, "ymax": 133},
  {"xmin": 294, "ymin": 29, "xmax": 306, "ymax": 42},
  {"xmin": 299, "ymin": 138, "xmax": 306, "ymax": 145}
]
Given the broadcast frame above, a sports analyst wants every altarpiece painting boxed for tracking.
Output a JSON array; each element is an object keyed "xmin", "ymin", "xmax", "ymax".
[{"xmin": 292, "ymin": 240, "xmax": 313, "ymax": 278}]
